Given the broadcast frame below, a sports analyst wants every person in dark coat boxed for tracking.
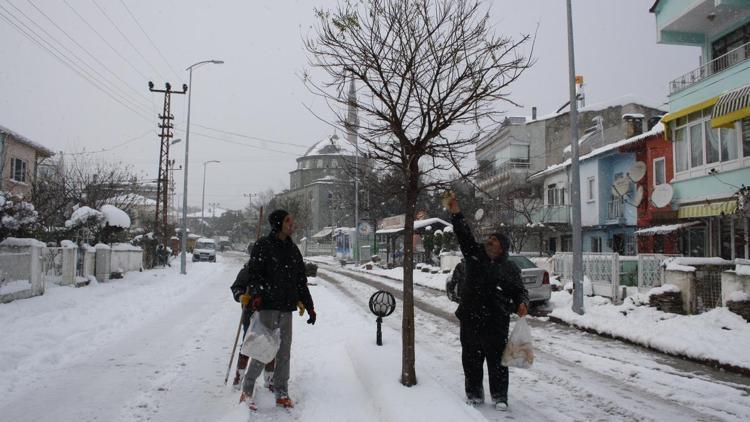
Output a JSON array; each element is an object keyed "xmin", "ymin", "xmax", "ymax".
[
  {"xmin": 229, "ymin": 264, "xmax": 275, "ymax": 389},
  {"xmin": 233, "ymin": 209, "xmax": 315, "ymax": 411},
  {"xmin": 445, "ymin": 194, "xmax": 528, "ymax": 411},
  {"xmin": 446, "ymin": 259, "xmax": 465, "ymax": 303}
]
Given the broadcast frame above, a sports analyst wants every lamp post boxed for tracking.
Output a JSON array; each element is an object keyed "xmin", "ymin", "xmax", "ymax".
[
  {"xmin": 200, "ymin": 160, "xmax": 221, "ymax": 236},
  {"xmin": 180, "ymin": 59, "xmax": 223, "ymax": 275}
]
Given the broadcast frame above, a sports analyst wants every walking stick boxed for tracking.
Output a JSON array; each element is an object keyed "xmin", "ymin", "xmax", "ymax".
[{"xmin": 224, "ymin": 207, "xmax": 263, "ymax": 385}]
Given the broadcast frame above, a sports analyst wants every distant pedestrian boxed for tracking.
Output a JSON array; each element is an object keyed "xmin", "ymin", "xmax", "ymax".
[
  {"xmin": 234, "ymin": 209, "xmax": 316, "ymax": 412},
  {"xmin": 444, "ymin": 194, "xmax": 528, "ymax": 411}
]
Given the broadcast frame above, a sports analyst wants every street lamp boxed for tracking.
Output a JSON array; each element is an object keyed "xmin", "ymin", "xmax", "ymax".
[
  {"xmin": 200, "ymin": 160, "xmax": 220, "ymax": 235},
  {"xmin": 180, "ymin": 59, "xmax": 223, "ymax": 275},
  {"xmin": 171, "ymin": 138, "xmax": 182, "ymax": 145}
]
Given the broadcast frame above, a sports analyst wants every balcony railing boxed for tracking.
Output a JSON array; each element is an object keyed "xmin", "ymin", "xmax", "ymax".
[
  {"xmin": 669, "ymin": 41, "xmax": 750, "ymax": 95},
  {"xmin": 540, "ymin": 205, "xmax": 570, "ymax": 224},
  {"xmin": 608, "ymin": 199, "xmax": 624, "ymax": 220},
  {"xmin": 477, "ymin": 159, "xmax": 530, "ymax": 187}
]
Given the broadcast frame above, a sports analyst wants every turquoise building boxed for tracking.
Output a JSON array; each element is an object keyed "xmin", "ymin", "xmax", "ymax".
[{"xmin": 651, "ymin": 0, "xmax": 750, "ymax": 259}]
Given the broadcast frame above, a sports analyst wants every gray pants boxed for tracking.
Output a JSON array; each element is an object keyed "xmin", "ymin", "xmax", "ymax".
[{"xmin": 242, "ymin": 310, "xmax": 292, "ymax": 398}]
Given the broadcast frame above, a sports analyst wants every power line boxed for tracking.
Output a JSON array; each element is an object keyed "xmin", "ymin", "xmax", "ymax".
[
  {"xmin": 90, "ymin": 0, "xmax": 167, "ymax": 81},
  {"xmin": 173, "ymin": 128, "xmax": 300, "ymax": 156},
  {"xmin": 62, "ymin": 0, "xmax": 150, "ymax": 82},
  {"xmin": 0, "ymin": 4, "xmax": 153, "ymax": 121},
  {"xmin": 65, "ymin": 129, "xmax": 155, "ymax": 156},
  {"xmin": 25, "ymin": 0, "xmax": 152, "ymax": 108},
  {"xmin": 117, "ymin": 0, "xmax": 182, "ymax": 83},
  {"xmin": 10, "ymin": 0, "xmax": 150, "ymax": 111},
  {"xmin": 191, "ymin": 123, "xmax": 310, "ymax": 149}
]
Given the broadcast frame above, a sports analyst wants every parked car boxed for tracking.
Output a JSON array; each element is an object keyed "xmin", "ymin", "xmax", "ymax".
[
  {"xmin": 445, "ymin": 255, "xmax": 551, "ymax": 306},
  {"xmin": 192, "ymin": 238, "xmax": 217, "ymax": 263}
]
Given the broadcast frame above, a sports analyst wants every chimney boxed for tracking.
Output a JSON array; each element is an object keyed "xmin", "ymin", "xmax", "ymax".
[{"xmin": 532, "ymin": 107, "xmax": 537, "ymax": 120}]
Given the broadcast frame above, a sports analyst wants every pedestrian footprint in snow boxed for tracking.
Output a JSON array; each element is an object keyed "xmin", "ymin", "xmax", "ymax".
[
  {"xmin": 444, "ymin": 192, "xmax": 529, "ymax": 411},
  {"xmin": 235, "ymin": 209, "xmax": 316, "ymax": 412}
]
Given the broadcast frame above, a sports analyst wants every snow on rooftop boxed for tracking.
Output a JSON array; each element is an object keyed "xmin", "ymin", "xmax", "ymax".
[
  {"xmin": 529, "ymin": 122, "xmax": 665, "ymax": 181},
  {"xmin": 535, "ymin": 94, "xmax": 666, "ymax": 121},
  {"xmin": 635, "ymin": 221, "xmax": 701, "ymax": 236},
  {"xmin": 302, "ymin": 134, "xmax": 359, "ymax": 158},
  {"xmin": 0, "ymin": 123, "xmax": 54, "ymax": 157},
  {"xmin": 663, "ymin": 257, "xmax": 735, "ymax": 272}
]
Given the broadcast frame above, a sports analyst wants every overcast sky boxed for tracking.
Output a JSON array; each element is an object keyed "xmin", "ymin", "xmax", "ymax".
[{"xmin": 0, "ymin": 0, "xmax": 699, "ymax": 210}]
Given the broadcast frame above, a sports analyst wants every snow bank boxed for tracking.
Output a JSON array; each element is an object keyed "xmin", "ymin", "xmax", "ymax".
[
  {"xmin": 728, "ymin": 291, "xmax": 749, "ymax": 302},
  {"xmin": 100, "ymin": 205, "xmax": 131, "ymax": 228},
  {"xmin": 0, "ymin": 237, "xmax": 45, "ymax": 248},
  {"xmin": 549, "ymin": 291, "xmax": 750, "ymax": 369}
]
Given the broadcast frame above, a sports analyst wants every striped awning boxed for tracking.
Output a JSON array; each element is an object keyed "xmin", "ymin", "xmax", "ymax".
[
  {"xmin": 677, "ymin": 200, "xmax": 737, "ymax": 219},
  {"xmin": 711, "ymin": 84, "xmax": 750, "ymax": 128}
]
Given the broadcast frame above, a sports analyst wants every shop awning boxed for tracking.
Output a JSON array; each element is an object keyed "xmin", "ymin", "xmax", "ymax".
[
  {"xmin": 311, "ymin": 227, "xmax": 333, "ymax": 239},
  {"xmin": 634, "ymin": 221, "xmax": 701, "ymax": 236},
  {"xmin": 711, "ymin": 84, "xmax": 750, "ymax": 128},
  {"xmin": 678, "ymin": 200, "xmax": 737, "ymax": 219}
]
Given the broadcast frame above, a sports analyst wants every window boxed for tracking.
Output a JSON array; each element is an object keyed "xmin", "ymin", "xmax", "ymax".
[
  {"xmin": 546, "ymin": 184, "xmax": 566, "ymax": 206},
  {"xmin": 547, "ymin": 184, "xmax": 555, "ymax": 205},
  {"xmin": 10, "ymin": 157, "xmax": 27, "ymax": 183},
  {"xmin": 591, "ymin": 236, "xmax": 602, "ymax": 253},
  {"xmin": 673, "ymin": 108, "xmax": 741, "ymax": 174},
  {"xmin": 587, "ymin": 177, "xmax": 595, "ymax": 202},
  {"xmin": 653, "ymin": 157, "xmax": 666, "ymax": 186},
  {"xmin": 317, "ymin": 159, "xmax": 324, "ymax": 168}
]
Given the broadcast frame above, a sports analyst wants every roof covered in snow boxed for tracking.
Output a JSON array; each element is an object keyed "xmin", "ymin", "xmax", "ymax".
[
  {"xmin": 528, "ymin": 122, "xmax": 665, "ymax": 181},
  {"xmin": 301, "ymin": 134, "xmax": 358, "ymax": 158},
  {"xmin": 534, "ymin": 94, "xmax": 666, "ymax": 122},
  {"xmin": 0, "ymin": 124, "xmax": 54, "ymax": 157},
  {"xmin": 376, "ymin": 218, "xmax": 452, "ymax": 235},
  {"xmin": 635, "ymin": 221, "xmax": 701, "ymax": 236}
]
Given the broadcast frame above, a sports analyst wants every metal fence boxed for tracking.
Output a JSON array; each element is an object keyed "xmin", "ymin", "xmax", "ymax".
[
  {"xmin": 669, "ymin": 41, "xmax": 750, "ymax": 94},
  {"xmin": 695, "ymin": 269, "xmax": 723, "ymax": 313},
  {"xmin": 637, "ymin": 254, "xmax": 680, "ymax": 291},
  {"xmin": 41, "ymin": 247, "xmax": 64, "ymax": 281},
  {"xmin": 553, "ymin": 252, "xmax": 621, "ymax": 303}
]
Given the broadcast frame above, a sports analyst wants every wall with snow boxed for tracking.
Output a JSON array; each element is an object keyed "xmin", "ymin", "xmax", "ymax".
[
  {"xmin": 721, "ymin": 270, "xmax": 750, "ymax": 306},
  {"xmin": 110, "ymin": 244, "xmax": 143, "ymax": 274},
  {"xmin": 0, "ymin": 243, "xmax": 44, "ymax": 303},
  {"xmin": 663, "ymin": 269, "xmax": 695, "ymax": 314}
]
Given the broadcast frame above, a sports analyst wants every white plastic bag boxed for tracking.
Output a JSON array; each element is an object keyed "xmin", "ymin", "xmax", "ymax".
[
  {"xmin": 240, "ymin": 313, "xmax": 281, "ymax": 364},
  {"xmin": 501, "ymin": 316, "xmax": 534, "ymax": 368}
]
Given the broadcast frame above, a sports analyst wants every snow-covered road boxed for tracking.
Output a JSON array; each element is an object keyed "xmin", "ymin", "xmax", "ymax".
[{"xmin": 1, "ymin": 255, "xmax": 749, "ymax": 421}]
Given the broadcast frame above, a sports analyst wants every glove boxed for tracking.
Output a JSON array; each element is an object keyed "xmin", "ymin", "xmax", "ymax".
[
  {"xmin": 239, "ymin": 294, "xmax": 251, "ymax": 307},
  {"xmin": 251, "ymin": 296, "xmax": 262, "ymax": 311},
  {"xmin": 306, "ymin": 309, "xmax": 316, "ymax": 325}
]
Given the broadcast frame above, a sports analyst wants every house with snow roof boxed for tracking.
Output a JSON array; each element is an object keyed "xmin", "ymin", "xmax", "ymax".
[
  {"xmin": 0, "ymin": 124, "xmax": 54, "ymax": 199},
  {"xmin": 651, "ymin": 0, "xmax": 750, "ymax": 260}
]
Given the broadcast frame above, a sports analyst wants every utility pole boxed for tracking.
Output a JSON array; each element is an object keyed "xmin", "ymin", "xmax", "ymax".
[
  {"xmin": 149, "ymin": 81, "xmax": 187, "ymax": 248},
  {"xmin": 566, "ymin": 0, "xmax": 584, "ymax": 315}
]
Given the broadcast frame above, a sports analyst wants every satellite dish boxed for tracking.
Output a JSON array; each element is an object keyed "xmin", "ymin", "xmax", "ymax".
[
  {"xmin": 633, "ymin": 185, "xmax": 644, "ymax": 206},
  {"xmin": 652, "ymin": 184, "xmax": 674, "ymax": 208},
  {"xmin": 474, "ymin": 208, "xmax": 485, "ymax": 222},
  {"xmin": 629, "ymin": 161, "xmax": 647, "ymax": 182},
  {"xmin": 613, "ymin": 177, "xmax": 631, "ymax": 197}
]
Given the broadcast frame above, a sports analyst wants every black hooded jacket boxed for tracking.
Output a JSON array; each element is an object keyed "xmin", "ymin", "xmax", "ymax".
[
  {"xmin": 450, "ymin": 212, "xmax": 528, "ymax": 323},
  {"xmin": 231, "ymin": 231, "xmax": 314, "ymax": 312}
]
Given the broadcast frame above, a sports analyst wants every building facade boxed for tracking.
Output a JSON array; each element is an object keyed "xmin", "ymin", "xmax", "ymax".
[
  {"xmin": 652, "ymin": 0, "xmax": 750, "ymax": 259},
  {"xmin": 0, "ymin": 124, "xmax": 54, "ymax": 198}
]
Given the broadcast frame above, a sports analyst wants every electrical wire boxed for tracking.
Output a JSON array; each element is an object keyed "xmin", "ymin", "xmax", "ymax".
[
  {"xmin": 25, "ymin": 0, "xmax": 152, "ymax": 107},
  {"xmin": 90, "ymin": 0, "xmax": 167, "ymax": 82},
  {"xmin": 117, "ymin": 0, "xmax": 183, "ymax": 83},
  {"xmin": 0, "ymin": 5, "xmax": 153, "ymax": 121},
  {"xmin": 65, "ymin": 129, "xmax": 155, "ymax": 156}
]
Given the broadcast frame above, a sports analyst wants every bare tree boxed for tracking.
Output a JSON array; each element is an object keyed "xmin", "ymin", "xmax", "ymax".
[{"xmin": 306, "ymin": 0, "xmax": 532, "ymax": 386}]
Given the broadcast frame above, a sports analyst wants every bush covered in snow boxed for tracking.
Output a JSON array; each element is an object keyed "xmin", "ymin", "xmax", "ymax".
[{"xmin": 0, "ymin": 191, "xmax": 39, "ymax": 240}]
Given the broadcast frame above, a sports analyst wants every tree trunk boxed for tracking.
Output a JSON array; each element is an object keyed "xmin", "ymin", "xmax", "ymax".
[{"xmin": 400, "ymin": 162, "xmax": 419, "ymax": 387}]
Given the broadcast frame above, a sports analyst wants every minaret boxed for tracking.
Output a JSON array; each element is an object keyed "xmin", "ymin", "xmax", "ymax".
[{"xmin": 346, "ymin": 76, "xmax": 360, "ymax": 262}]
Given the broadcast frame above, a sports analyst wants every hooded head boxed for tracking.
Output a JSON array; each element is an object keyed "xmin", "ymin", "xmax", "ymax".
[
  {"xmin": 485, "ymin": 232, "xmax": 510, "ymax": 260},
  {"xmin": 269, "ymin": 209, "xmax": 290, "ymax": 233}
]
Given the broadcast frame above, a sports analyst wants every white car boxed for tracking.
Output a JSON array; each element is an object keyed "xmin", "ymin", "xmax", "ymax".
[{"xmin": 192, "ymin": 238, "xmax": 217, "ymax": 263}]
